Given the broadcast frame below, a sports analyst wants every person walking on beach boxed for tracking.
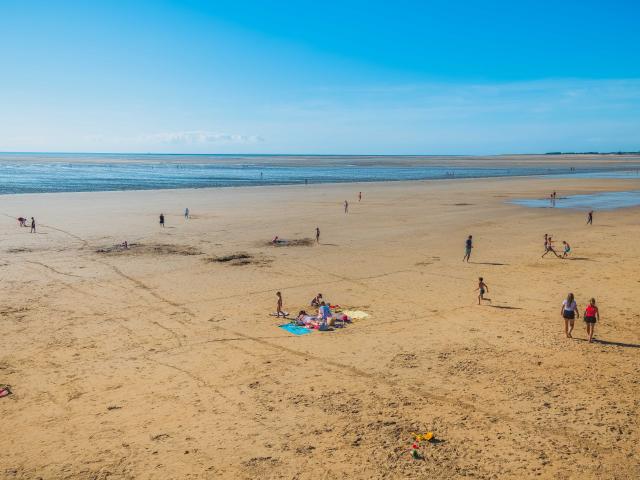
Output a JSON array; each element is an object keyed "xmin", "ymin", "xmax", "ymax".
[
  {"xmin": 562, "ymin": 241, "xmax": 571, "ymax": 258},
  {"xmin": 344, "ymin": 200, "xmax": 349, "ymax": 213},
  {"xmin": 275, "ymin": 291, "xmax": 285, "ymax": 318},
  {"xmin": 587, "ymin": 210, "xmax": 593, "ymax": 225},
  {"xmin": 316, "ymin": 226, "xmax": 320, "ymax": 244},
  {"xmin": 358, "ymin": 192, "xmax": 362, "ymax": 202},
  {"xmin": 463, "ymin": 235, "xmax": 473, "ymax": 262},
  {"xmin": 584, "ymin": 298, "xmax": 599, "ymax": 343},
  {"xmin": 561, "ymin": 293, "xmax": 579, "ymax": 338},
  {"xmin": 184, "ymin": 208, "xmax": 189, "ymax": 219},
  {"xmin": 30, "ymin": 217, "xmax": 36, "ymax": 233},
  {"xmin": 159, "ymin": 213, "xmax": 165, "ymax": 228},
  {"xmin": 476, "ymin": 277, "xmax": 491, "ymax": 305}
]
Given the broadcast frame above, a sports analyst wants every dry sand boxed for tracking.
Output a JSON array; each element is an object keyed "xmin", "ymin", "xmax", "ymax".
[{"xmin": 0, "ymin": 175, "xmax": 639, "ymax": 479}]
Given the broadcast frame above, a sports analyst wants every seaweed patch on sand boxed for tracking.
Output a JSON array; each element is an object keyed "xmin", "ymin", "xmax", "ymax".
[
  {"xmin": 96, "ymin": 243, "xmax": 202, "ymax": 256},
  {"xmin": 265, "ymin": 238, "xmax": 314, "ymax": 247},
  {"xmin": 205, "ymin": 252, "xmax": 272, "ymax": 267}
]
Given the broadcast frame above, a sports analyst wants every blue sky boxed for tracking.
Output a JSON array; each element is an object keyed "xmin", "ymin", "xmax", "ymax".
[{"xmin": 0, "ymin": 0, "xmax": 638, "ymax": 154}]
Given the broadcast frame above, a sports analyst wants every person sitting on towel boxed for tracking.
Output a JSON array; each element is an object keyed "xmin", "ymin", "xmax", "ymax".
[{"xmin": 310, "ymin": 293, "xmax": 323, "ymax": 307}]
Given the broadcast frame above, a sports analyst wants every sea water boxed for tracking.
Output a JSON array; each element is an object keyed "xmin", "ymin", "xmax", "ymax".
[
  {"xmin": 1, "ymin": 153, "xmax": 639, "ymax": 195},
  {"xmin": 511, "ymin": 190, "xmax": 640, "ymax": 210}
]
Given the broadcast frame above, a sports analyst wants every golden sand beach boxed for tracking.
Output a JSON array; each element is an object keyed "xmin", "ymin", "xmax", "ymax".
[{"xmin": 1, "ymin": 173, "xmax": 639, "ymax": 479}]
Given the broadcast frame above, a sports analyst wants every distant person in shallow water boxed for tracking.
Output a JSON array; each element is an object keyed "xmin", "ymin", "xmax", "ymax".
[
  {"xmin": 463, "ymin": 235, "xmax": 473, "ymax": 262},
  {"xmin": 561, "ymin": 292, "xmax": 579, "ymax": 338},
  {"xmin": 584, "ymin": 298, "xmax": 600, "ymax": 343},
  {"xmin": 587, "ymin": 210, "xmax": 593, "ymax": 225},
  {"xmin": 159, "ymin": 213, "xmax": 165, "ymax": 227}
]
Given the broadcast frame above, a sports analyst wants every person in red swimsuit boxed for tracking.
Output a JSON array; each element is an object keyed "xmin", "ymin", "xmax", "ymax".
[{"xmin": 583, "ymin": 298, "xmax": 600, "ymax": 343}]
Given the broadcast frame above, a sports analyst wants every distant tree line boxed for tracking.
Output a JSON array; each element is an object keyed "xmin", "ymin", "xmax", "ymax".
[{"xmin": 545, "ymin": 151, "xmax": 640, "ymax": 155}]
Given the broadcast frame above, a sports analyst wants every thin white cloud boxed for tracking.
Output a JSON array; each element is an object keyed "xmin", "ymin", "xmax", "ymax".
[{"xmin": 140, "ymin": 131, "xmax": 264, "ymax": 145}]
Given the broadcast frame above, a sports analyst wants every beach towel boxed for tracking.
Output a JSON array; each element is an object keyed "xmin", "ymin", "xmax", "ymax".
[
  {"xmin": 342, "ymin": 310, "xmax": 369, "ymax": 320},
  {"xmin": 279, "ymin": 324, "xmax": 311, "ymax": 335}
]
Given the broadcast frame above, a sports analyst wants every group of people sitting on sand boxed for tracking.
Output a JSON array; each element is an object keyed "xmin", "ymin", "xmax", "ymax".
[
  {"xmin": 295, "ymin": 293, "xmax": 350, "ymax": 330},
  {"xmin": 275, "ymin": 291, "xmax": 350, "ymax": 331},
  {"xmin": 542, "ymin": 234, "xmax": 571, "ymax": 258}
]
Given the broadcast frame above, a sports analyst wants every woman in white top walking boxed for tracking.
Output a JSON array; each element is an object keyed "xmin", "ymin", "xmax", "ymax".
[{"xmin": 561, "ymin": 292, "xmax": 579, "ymax": 338}]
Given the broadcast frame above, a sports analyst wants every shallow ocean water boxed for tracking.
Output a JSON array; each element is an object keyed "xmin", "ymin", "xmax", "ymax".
[
  {"xmin": 510, "ymin": 190, "xmax": 640, "ymax": 210},
  {"xmin": 1, "ymin": 153, "xmax": 639, "ymax": 195}
]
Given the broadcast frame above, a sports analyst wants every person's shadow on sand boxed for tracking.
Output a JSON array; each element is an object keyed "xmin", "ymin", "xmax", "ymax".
[
  {"xmin": 470, "ymin": 261, "xmax": 509, "ymax": 266},
  {"xmin": 575, "ymin": 338, "xmax": 640, "ymax": 348},
  {"xmin": 577, "ymin": 338, "xmax": 640, "ymax": 348},
  {"xmin": 488, "ymin": 305, "xmax": 522, "ymax": 310}
]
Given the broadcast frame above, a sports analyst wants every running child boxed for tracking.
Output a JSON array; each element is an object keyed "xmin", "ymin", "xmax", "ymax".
[
  {"xmin": 463, "ymin": 235, "xmax": 473, "ymax": 262},
  {"xmin": 476, "ymin": 277, "xmax": 491, "ymax": 305}
]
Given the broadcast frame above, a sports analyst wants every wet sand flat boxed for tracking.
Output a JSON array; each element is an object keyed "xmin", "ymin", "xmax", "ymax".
[{"xmin": 0, "ymin": 175, "xmax": 639, "ymax": 479}]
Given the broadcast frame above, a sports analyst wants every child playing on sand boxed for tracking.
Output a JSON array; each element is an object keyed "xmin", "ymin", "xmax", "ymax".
[
  {"xmin": 276, "ymin": 291, "xmax": 285, "ymax": 318},
  {"xmin": 317, "ymin": 301, "xmax": 332, "ymax": 328},
  {"xmin": 562, "ymin": 241, "xmax": 571, "ymax": 258},
  {"xmin": 17, "ymin": 217, "xmax": 26, "ymax": 227},
  {"xmin": 463, "ymin": 235, "xmax": 473, "ymax": 262},
  {"xmin": 561, "ymin": 293, "xmax": 579, "ymax": 338},
  {"xmin": 584, "ymin": 298, "xmax": 599, "ymax": 343},
  {"xmin": 542, "ymin": 234, "xmax": 560, "ymax": 258},
  {"xmin": 476, "ymin": 277, "xmax": 491, "ymax": 305}
]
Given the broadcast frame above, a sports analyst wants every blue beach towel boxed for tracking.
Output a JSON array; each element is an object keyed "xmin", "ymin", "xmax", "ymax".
[{"xmin": 279, "ymin": 324, "xmax": 312, "ymax": 336}]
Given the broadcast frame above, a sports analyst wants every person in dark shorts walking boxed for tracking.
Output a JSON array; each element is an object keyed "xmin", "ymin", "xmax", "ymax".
[
  {"xmin": 30, "ymin": 217, "xmax": 36, "ymax": 233},
  {"xmin": 159, "ymin": 213, "xmax": 165, "ymax": 227},
  {"xmin": 587, "ymin": 210, "xmax": 593, "ymax": 225},
  {"xmin": 561, "ymin": 292, "xmax": 579, "ymax": 338},
  {"xmin": 584, "ymin": 298, "xmax": 599, "ymax": 343}
]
